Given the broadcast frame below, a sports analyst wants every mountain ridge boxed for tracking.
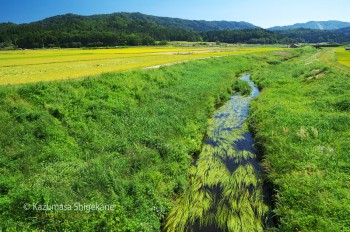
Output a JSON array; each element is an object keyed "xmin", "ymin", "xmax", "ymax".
[
  {"xmin": 4, "ymin": 12, "xmax": 260, "ymax": 31},
  {"xmin": 335, "ymin": 26, "xmax": 350, "ymax": 35},
  {"xmin": 2, "ymin": 13, "xmax": 350, "ymax": 32},
  {"xmin": 269, "ymin": 20, "xmax": 350, "ymax": 31},
  {"xmin": 1, "ymin": 12, "xmax": 350, "ymax": 48}
]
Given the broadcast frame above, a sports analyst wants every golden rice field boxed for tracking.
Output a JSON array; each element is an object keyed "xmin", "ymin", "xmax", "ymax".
[
  {"xmin": 334, "ymin": 47, "xmax": 350, "ymax": 67},
  {"xmin": 0, "ymin": 46, "xmax": 281, "ymax": 85}
]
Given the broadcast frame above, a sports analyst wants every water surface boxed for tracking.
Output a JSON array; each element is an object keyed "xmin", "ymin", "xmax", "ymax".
[{"xmin": 165, "ymin": 75, "xmax": 267, "ymax": 232}]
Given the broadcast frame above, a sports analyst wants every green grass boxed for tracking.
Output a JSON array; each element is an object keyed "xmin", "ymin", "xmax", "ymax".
[
  {"xmin": 2, "ymin": 46, "xmax": 347, "ymax": 231},
  {"xmin": 232, "ymin": 78, "xmax": 252, "ymax": 96},
  {"xmin": 249, "ymin": 47, "xmax": 350, "ymax": 231},
  {"xmin": 0, "ymin": 53, "xmax": 268, "ymax": 231}
]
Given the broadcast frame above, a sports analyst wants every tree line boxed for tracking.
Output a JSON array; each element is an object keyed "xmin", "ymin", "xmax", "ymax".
[
  {"xmin": 1, "ymin": 13, "xmax": 350, "ymax": 48},
  {"xmin": 0, "ymin": 13, "xmax": 202, "ymax": 48}
]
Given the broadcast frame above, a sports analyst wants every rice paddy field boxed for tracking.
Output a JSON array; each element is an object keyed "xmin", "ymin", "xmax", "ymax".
[
  {"xmin": 334, "ymin": 46, "xmax": 350, "ymax": 67},
  {"xmin": 0, "ymin": 46, "xmax": 281, "ymax": 85}
]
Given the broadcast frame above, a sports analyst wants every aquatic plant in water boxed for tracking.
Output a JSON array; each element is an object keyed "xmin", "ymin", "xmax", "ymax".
[{"xmin": 165, "ymin": 75, "xmax": 267, "ymax": 232}]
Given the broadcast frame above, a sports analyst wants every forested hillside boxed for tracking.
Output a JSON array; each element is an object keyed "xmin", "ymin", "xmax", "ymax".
[
  {"xmin": 1, "ymin": 12, "xmax": 350, "ymax": 48},
  {"xmin": 269, "ymin": 20, "xmax": 350, "ymax": 31},
  {"xmin": 0, "ymin": 13, "xmax": 202, "ymax": 48},
  {"xmin": 336, "ymin": 26, "xmax": 350, "ymax": 35},
  {"xmin": 274, "ymin": 28, "xmax": 350, "ymax": 43}
]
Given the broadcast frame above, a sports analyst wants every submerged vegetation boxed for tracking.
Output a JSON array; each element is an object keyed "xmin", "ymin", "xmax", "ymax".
[
  {"xmin": 165, "ymin": 76, "xmax": 267, "ymax": 232},
  {"xmin": 165, "ymin": 138, "xmax": 266, "ymax": 232}
]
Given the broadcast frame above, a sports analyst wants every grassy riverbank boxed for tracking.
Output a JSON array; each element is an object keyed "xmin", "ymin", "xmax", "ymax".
[
  {"xmin": 2, "ymin": 46, "xmax": 344, "ymax": 231},
  {"xmin": 249, "ymin": 48, "xmax": 350, "ymax": 231},
  {"xmin": 0, "ymin": 52, "xmax": 271, "ymax": 231}
]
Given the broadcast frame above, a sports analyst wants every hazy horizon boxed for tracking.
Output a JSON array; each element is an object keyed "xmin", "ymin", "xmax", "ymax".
[{"xmin": 1, "ymin": 0, "xmax": 350, "ymax": 28}]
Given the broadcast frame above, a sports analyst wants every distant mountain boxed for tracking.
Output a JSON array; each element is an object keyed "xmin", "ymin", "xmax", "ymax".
[
  {"xmin": 269, "ymin": 20, "xmax": 350, "ymax": 31},
  {"xmin": 1, "ymin": 12, "xmax": 350, "ymax": 49},
  {"xmin": 27, "ymin": 12, "xmax": 259, "ymax": 32},
  {"xmin": 0, "ymin": 13, "xmax": 205, "ymax": 48},
  {"xmin": 274, "ymin": 28, "xmax": 350, "ymax": 43},
  {"xmin": 139, "ymin": 14, "xmax": 259, "ymax": 31},
  {"xmin": 0, "ymin": 12, "xmax": 259, "ymax": 48},
  {"xmin": 335, "ymin": 26, "xmax": 350, "ymax": 35}
]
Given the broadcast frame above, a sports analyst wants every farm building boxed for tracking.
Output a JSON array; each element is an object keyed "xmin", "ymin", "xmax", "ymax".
[{"xmin": 289, "ymin": 44, "xmax": 300, "ymax": 48}]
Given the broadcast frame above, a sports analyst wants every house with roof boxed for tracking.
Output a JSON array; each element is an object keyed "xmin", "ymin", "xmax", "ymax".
[{"xmin": 289, "ymin": 43, "xmax": 300, "ymax": 48}]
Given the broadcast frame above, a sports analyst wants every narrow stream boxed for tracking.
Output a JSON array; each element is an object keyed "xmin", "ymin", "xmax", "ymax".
[{"xmin": 165, "ymin": 75, "xmax": 267, "ymax": 232}]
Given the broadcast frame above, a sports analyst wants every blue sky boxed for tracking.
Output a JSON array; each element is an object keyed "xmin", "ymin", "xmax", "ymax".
[{"xmin": 1, "ymin": 0, "xmax": 350, "ymax": 28}]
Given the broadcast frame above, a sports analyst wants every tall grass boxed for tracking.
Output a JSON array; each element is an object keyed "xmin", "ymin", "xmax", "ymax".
[
  {"xmin": 0, "ymin": 47, "xmax": 309, "ymax": 231},
  {"xmin": 0, "ymin": 54, "xmax": 266, "ymax": 231},
  {"xmin": 249, "ymin": 47, "xmax": 350, "ymax": 231}
]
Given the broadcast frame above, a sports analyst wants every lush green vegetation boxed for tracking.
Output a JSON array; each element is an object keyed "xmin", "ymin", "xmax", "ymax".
[
  {"xmin": 269, "ymin": 20, "xmax": 350, "ymax": 31},
  {"xmin": 232, "ymin": 78, "xmax": 252, "ymax": 95},
  {"xmin": 0, "ymin": 53, "xmax": 267, "ymax": 231},
  {"xmin": 165, "ymin": 76, "xmax": 266, "ymax": 232},
  {"xmin": 1, "ymin": 45, "xmax": 349, "ymax": 231},
  {"xmin": 127, "ymin": 13, "xmax": 258, "ymax": 31},
  {"xmin": 336, "ymin": 26, "xmax": 350, "ymax": 35},
  {"xmin": 249, "ymin": 47, "xmax": 350, "ymax": 231},
  {"xmin": 201, "ymin": 29, "xmax": 292, "ymax": 44},
  {"xmin": 202, "ymin": 29, "xmax": 350, "ymax": 45},
  {"xmin": 0, "ymin": 13, "xmax": 202, "ymax": 48},
  {"xmin": 1, "ymin": 12, "xmax": 350, "ymax": 49},
  {"xmin": 274, "ymin": 28, "xmax": 350, "ymax": 43},
  {"xmin": 165, "ymin": 131, "xmax": 266, "ymax": 232}
]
